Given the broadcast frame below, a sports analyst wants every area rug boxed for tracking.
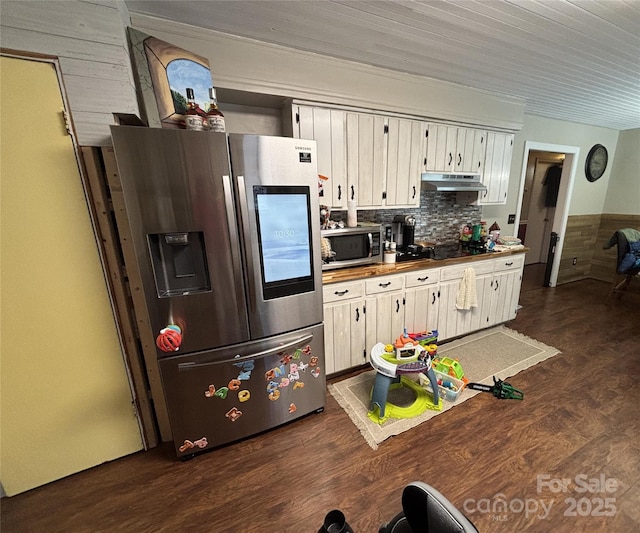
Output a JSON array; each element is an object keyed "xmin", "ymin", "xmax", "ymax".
[{"xmin": 327, "ymin": 326, "xmax": 560, "ymax": 450}]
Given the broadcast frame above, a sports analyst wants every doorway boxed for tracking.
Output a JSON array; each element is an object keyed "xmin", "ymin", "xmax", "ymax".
[
  {"xmin": 519, "ymin": 151, "xmax": 565, "ymax": 265},
  {"xmin": 514, "ymin": 142, "xmax": 580, "ymax": 288}
]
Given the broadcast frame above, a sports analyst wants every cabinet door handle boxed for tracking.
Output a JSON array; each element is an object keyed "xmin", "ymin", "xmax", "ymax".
[
  {"xmin": 412, "ymin": 185, "xmax": 417, "ymax": 199},
  {"xmin": 432, "ymin": 293, "xmax": 436, "ymax": 304},
  {"xmin": 494, "ymin": 280, "xmax": 499, "ymax": 291},
  {"xmin": 334, "ymin": 289, "xmax": 349, "ymax": 296},
  {"xmin": 355, "ymin": 308, "xmax": 360, "ymax": 322},
  {"xmin": 448, "ymin": 152, "xmax": 453, "ymax": 166},
  {"xmin": 458, "ymin": 153, "xmax": 462, "ymax": 166},
  {"xmin": 337, "ymin": 184, "xmax": 342, "ymax": 200},
  {"xmin": 379, "ymin": 282, "xmax": 391, "ymax": 288},
  {"xmin": 396, "ymin": 300, "xmax": 400, "ymax": 313},
  {"xmin": 417, "ymin": 276, "xmax": 429, "ymax": 282},
  {"xmin": 350, "ymin": 185, "xmax": 355, "ymax": 200}
]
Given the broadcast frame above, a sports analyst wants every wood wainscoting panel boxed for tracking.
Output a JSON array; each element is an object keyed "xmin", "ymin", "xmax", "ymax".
[{"xmin": 557, "ymin": 214, "xmax": 601, "ymax": 284}]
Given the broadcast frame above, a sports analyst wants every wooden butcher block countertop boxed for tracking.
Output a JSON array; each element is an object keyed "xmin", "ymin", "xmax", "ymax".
[{"xmin": 322, "ymin": 247, "xmax": 529, "ymax": 284}]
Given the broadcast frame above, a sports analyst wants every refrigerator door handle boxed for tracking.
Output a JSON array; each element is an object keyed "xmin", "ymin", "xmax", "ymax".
[
  {"xmin": 235, "ymin": 174, "xmax": 249, "ymax": 229},
  {"xmin": 222, "ymin": 174, "xmax": 243, "ymax": 268},
  {"xmin": 234, "ymin": 174, "xmax": 255, "ymax": 287},
  {"xmin": 178, "ymin": 333, "xmax": 314, "ymax": 370}
]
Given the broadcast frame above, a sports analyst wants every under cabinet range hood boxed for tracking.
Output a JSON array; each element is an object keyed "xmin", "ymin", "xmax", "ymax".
[{"xmin": 421, "ymin": 173, "xmax": 487, "ymax": 192}]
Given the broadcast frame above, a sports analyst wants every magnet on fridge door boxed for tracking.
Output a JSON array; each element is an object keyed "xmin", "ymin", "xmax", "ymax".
[
  {"xmin": 214, "ymin": 386, "xmax": 229, "ymax": 399},
  {"xmin": 179, "ymin": 437, "xmax": 208, "ymax": 453},
  {"xmin": 268, "ymin": 390, "xmax": 280, "ymax": 401},
  {"xmin": 225, "ymin": 407, "xmax": 243, "ymax": 422}
]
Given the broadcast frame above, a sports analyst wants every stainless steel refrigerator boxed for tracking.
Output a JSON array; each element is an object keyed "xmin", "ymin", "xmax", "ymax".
[{"xmin": 110, "ymin": 126, "xmax": 325, "ymax": 458}]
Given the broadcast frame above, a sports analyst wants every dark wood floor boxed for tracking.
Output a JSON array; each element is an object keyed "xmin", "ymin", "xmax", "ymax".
[{"xmin": 3, "ymin": 269, "xmax": 640, "ymax": 532}]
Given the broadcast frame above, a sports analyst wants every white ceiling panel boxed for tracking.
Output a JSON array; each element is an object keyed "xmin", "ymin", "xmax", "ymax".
[{"xmin": 125, "ymin": 0, "xmax": 640, "ymax": 130}]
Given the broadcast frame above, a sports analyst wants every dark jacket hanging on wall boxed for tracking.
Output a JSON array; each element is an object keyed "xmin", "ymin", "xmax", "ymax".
[{"xmin": 543, "ymin": 164, "xmax": 562, "ymax": 207}]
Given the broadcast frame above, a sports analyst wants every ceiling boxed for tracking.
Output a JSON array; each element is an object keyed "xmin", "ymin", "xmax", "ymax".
[{"xmin": 126, "ymin": 0, "xmax": 640, "ymax": 131}]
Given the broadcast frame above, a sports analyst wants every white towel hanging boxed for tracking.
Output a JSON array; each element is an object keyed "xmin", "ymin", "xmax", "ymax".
[{"xmin": 456, "ymin": 268, "xmax": 478, "ymax": 310}]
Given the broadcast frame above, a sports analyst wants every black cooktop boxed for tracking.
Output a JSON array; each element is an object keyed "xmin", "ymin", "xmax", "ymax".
[
  {"xmin": 432, "ymin": 243, "xmax": 488, "ymax": 260},
  {"xmin": 395, "ymin": 248, "xmax": 433, "ymax": 262},
  {"xmin": 395, "ymin": 243, "xmax": 489, "ymax": 262}
]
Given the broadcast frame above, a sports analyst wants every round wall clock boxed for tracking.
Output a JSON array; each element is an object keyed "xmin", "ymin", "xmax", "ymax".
[{"xmin": 585, "ymin": 144, "xmax": 608, "ymax": 182}]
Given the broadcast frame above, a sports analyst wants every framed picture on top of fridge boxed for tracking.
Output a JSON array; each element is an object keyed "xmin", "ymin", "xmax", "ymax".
[{"xmin": 127, "ymin": 28, "xmax": 215, "ymax": 129}]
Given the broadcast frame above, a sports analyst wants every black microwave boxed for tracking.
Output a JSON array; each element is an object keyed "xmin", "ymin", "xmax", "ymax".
[{"xmin": 320, "ymin": 224, "xmax": 383, "ymax": 270}]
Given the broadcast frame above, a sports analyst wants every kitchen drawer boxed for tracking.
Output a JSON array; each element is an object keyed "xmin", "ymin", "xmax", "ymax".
[
  {"xmin": 323, "ymin": 280, "xmax": 365, "ymax": 303},
  {"xmin": 441, "ymin": 259, "xmax": 495, "ymax": 281},
  {"xmin": 493, "ymin": 254, "xmax": 525, "ymax": 272},
  {"xmin": 405, "ymin": 268, "xmax": 441, "ymax": 288},
  {"xmin": 365, "ymin": 275, "xmax": 404, "ymax": 295}
]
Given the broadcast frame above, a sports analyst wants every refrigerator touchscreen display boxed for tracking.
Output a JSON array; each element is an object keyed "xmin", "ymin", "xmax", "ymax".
[{"xmin": 254, "ymin": 186, "xmax": 314, "ymax": 300}]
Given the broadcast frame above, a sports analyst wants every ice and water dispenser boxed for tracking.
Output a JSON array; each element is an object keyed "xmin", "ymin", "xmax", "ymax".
[{"xmin": 147, "ymin": 231, "xmax": 211, "ymax": 297}]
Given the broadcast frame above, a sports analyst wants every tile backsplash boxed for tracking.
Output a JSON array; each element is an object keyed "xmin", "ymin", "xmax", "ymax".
[{"xmin": 332, "ymin": 184, "xmax": 482, "ymax": 244}]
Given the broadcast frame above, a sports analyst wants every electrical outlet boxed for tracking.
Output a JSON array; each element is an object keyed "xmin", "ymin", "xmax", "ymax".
[
  {"xmin": 508, "ymin": 214, "xmax": 516, "ymax": 224},
  {"xmin": 572, "ymin": 257, "xmax": 577, "ymax": 265}
]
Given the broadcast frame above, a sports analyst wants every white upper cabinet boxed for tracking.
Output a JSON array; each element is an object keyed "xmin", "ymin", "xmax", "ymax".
[
  {"xmin": 292, "ymin": 103, "xmax": 513, "ymax": 208},
  {"xmin": 385, "ymin": 118, "xmax": 426, "ymax": 207},
  {"xmin": 346, "ymin": 112, "xmax": 386, "ymax": 207},
  {"xmin": 293, "ymin": 103, "xmax": 426, "ymax": 209},
  {"xmin": 425, "ymin": 124, "xmax": 453, "ymax": 172},
  {"xmin": 478, "ymin": 131, "xmax": 514, "ymax": 205},
  {"xmin": 460, "ymin": 128, "xmax": 487, "ymax": 174},
  {"xmin": 346, "ymin": 113, "xmax": 425, "ymax": 208},
  {"xmin": 293, "ymin": 105, "xmax": 347, "ymax": 209},
  {"xmin": 425, "ymin": 124, "xmax": 486, "ymax": 174}
]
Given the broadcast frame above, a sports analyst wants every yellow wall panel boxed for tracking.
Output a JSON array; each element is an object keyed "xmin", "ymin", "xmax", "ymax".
[{"xmin": 1, "ymin": 56, "xmax": 142, "ymax": 496}]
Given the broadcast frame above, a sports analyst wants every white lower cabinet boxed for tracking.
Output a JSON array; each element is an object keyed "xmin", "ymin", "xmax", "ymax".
[
  {"xmin": 322, "ymin": 253, "xmax": 525, "ymax": 374},
  {"xmin": 404, "ymin": 268, "xmax": 441, "ymax": 334},
  {"xmin": 439, "ymin": 260, "xmax": 496, "ymax": 340},
  {"xmin": 323, "ymin": 281, "xmax": 367, "ymax": 374},
  {"xmin": 364, "ymin": 275, "xmax": 405, "ymax": 350},
  {"xmin": 434, "ymin": 279, "xmax": 459, "ymax": 341},
  {"xmin": 484, "ymin": 254, "xmax": 525, "ymax": 327}
]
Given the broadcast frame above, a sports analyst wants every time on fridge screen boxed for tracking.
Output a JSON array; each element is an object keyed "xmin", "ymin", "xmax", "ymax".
[{"xmin": 256, "ymin": 191, "xmax": 312, "ymax": 284}]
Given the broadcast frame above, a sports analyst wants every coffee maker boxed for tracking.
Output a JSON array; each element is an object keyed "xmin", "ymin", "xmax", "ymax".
[{"xmin": 391, "ymin": 215, "xmax": 416, "ymax": 250}]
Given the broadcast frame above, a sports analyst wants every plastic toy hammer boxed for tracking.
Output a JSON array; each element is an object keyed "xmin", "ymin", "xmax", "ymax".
[{"xmin": 467, "ymin": 376, "xmax": 524, "ymax": 400}]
